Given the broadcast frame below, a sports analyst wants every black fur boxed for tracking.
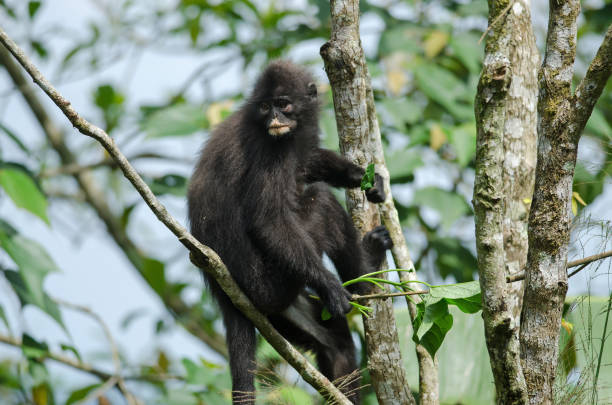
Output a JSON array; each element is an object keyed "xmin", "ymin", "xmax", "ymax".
[{"xmin": 187, "ymin": 60, "xmax": 392, "ymax": 404}]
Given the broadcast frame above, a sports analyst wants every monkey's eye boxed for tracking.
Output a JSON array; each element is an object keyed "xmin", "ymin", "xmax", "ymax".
[
  {"xmin": 275, "ymin": 99, "xmax": 292, "ymax": 113},
  {"xmin": 259, "ymin": 102, "xmax": 270, "ymax": 114}
]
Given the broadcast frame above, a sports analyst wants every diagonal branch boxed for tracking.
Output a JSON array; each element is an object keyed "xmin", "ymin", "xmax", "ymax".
[
  {"xmin": 0, "ymin": 44, "xmax": 227, "ymax": 358},
  {"xmin": 572, "ymin": 24, "xmax": 612, "ymax": 138},
  {"xmin": 0, "ymin": 28, "xmax": 351, "ymax": 405}
]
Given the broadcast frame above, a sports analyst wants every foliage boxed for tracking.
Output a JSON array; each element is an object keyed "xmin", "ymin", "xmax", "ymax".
[{"xmin": 0, "ymin": 0, "xmax": 610, "ymax": 403}]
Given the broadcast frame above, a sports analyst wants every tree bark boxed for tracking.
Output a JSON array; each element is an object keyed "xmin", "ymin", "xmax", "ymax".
[
  {"xmin": 474, "ymin": 0, "xmax": 537, "ymax": 403},
  {"xmin": 520, "ymin": 1, "xmax": 611, "ymax": 402},
  {"xmin": 321, "ymin": 1, "xmax": 422, "ymax": 403}
]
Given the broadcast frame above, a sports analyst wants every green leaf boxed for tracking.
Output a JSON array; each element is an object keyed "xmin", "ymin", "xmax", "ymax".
[
  {"xmin": 447, "ymin": 123, "xmax": 477, "ymax": 167},
  {"xmin": 412, "ymin": 299, "xmax": 453, "ymax": 358},
  {"xmin": 449, "ymin": 32, "xmax": 483, "ymax": 74},
  {"xmin": 360, "ymin": 164, "xmax": 376, "ymax": 191},
  {"xmin": 60, "ymin": 343, "xmax": 81, "ymax": 362},
  {"xmin": 22, "ymin": 333, "xmax": 49, "ymax": 359},
  {"xmin": 414, "ymin": 64, "xmax": 473, "ymax": 120},
  {"xmin": 379, "ymin": 98, "xmax": 423, "ymax": 129},
  {"xmin": 142, "ymin": 104, "xmax": 208, "ymax": 138},
  {"xmin": 413, "ymin": 187, "xmax": 470, "ymax": 228},
  {"xmin": 0, "ymin": 304, "xmax": 9, "ymax": 331},
  {"xmin": 321, "ymin": 307, "xmax": 332, "ymax": 321},
  {"xmin": 0, "ymin": 123, "xmax": 29, "ymax": 154},
  {"xmin": 585, "ymin": 108, "xmax": 612, "ymax": 140},
  {"xmin": 28, "ymin": 1, "xmax": 41, "ymax": 18},
  {"xmin": 93, "ymin": 84, "xmax": 125, "ymax": 133},
  {"xmin": 0, "ymin": 220, "xmax": 64, "ymax": 328},
  {"xmin": 0, "ymin": 165, "xmax": 49, "ymax": 224},
  {"xmin": 148, "ymin": 174, "xmax": 188, "ymax": 196},
  {"xmin": 30, "ymin": 40, "xmax": 48, "ymax": 59},
  {"xmin": 430, "ymin": 237, "xmax": 478, "ymax": 282},
  {"xmin": 430, "ymin": 281, "xmax": 482, "ymax": 313},
  {"xmin": 141, "ymin": 257, "xmax": 166, "ymax": 296},
  {"xmin": 385, "ymin": 148, "xmax": 423, "ymax": 183},
  {"xmin": 430, "ymin": 280, "xmax": 480, "ymax": 299},
  {"xmin": 379, "ymin": 25, "xmax": 422, "ymax": 56},
  {"xmin": 66, "ymin": 384, "xmax": 101, "ymax": 405}
]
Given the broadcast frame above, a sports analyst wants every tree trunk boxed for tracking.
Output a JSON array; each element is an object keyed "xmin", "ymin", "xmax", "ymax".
[
  {"xmin": 474, "ymin": 0, "xmax": 537, "ymax": 402},
  {"xmin": 321, "ymin": 1, "xmax": 417, "ymax": 403}
]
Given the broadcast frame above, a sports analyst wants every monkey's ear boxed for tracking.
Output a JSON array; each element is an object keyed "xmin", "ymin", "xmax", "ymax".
[{"xmin": 307, "ymin": 82, "xmax": 317, "ymax": 99}]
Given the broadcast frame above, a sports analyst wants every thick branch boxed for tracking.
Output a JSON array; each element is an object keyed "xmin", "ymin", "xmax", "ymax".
[
  {"xmin": 473, "ymin": 1, "xmax": 537, "ymax": 403},
  {"xmin": 520, "ymin": 1, "xmax": 580, "ymax": 403},
  {"xmin": 572, "ymin": 24, "xmax": 612, "ymax": 138},
  {"xmin": 0, "ymin": 29, "xmax": 351, "ymax": 405},
  {"xmin": 0, "ymin": 44, "xmax": 227, "ymax": 358}
]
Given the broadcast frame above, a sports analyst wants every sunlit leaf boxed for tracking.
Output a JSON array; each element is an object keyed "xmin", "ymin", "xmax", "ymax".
[
  {"xmin": 429, "ymin": 123, "xmax": 447, "ymax": 151},
  {"xmin": 423, "ymin": 30, "xmax": 449, "ymax": 59}
]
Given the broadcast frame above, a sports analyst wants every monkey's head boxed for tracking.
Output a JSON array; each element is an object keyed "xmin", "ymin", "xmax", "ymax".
[{"xmin": 248, "ymin": 60, "xmax": 319, "ymax": 138}]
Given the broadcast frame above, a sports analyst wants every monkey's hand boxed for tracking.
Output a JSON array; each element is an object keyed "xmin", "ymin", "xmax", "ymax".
[
  {"xmin": 365, "ymin": 173, "xmax": 385, "ymax": 203},
  {"xmin": 315, "ymin": 275, "xmax": 353, "ymax": 318}
]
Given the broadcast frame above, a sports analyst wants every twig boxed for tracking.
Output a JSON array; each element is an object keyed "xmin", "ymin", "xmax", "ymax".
[
  {"xmin": 478, "ymin": 0, "xmax": 515, "ymax": 44},
  {"xmin": 352, "ymin": 290, "xmax": 429, "ymax": 301},
  {"xmin": 0, "ymin": 333, "xmax": 183, "ymax": 383},
  {"xmin": 56, "ymin": 299, "xmax": 141, "ymax": 405},
  {"xmin": 0, "ymin": 27, "xmax": 351, "ymax": 405},
  {"xmin": 41, "ymin": 153, "xmax": 186, "ymax": 178},
  {"xmin": 506, "ymin": 249, "xmax": 612, "ymax": 283},
  {"xmin": 78, "ymin": 376, "xmax": 118, "ymax": 405},
  {"xmin": 0, "ymin": 333, "xmax": 113, "ymax": 380}
]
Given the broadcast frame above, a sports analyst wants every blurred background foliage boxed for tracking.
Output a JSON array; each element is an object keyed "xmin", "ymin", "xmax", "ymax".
[{"xmin": 0, "ymin": 0, "xmax": 610, "ymax": 404}]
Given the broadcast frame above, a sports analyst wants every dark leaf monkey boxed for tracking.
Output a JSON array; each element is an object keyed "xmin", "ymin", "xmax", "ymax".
[{"xmin": 188, "ymin": 60, "xmax": 391, "ymax": 404}]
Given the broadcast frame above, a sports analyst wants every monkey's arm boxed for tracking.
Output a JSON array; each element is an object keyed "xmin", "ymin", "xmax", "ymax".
[
  {"xmin": 303, "ymin": 148, "xmax": 363, "ymax": 187},
  {"xmin": 303, "ymin": 148, "xmax": 386, "ymax": 203}
]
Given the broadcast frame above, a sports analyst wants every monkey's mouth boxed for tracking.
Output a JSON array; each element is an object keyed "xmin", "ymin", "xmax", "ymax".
[
  {"xmin": 268, "ymin": 124, "xmax": 291, "ymax": 136},
  {"xmin": 267, "ymin": 118, "xmax": 293, "ymax": 136}
]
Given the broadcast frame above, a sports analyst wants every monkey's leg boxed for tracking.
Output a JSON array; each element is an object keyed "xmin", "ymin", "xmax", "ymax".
[
  {"xmin": 271, "ymin": 293, "xmax": 362, "ymax": 404},
  {"xmin": 221, "ymin": 304, "xmax": 257, "ymax": 404}
]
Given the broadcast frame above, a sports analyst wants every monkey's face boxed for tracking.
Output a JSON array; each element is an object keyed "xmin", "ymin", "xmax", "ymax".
[{"xmin": 258, "ymin": 96, "xmax": 298, "ymax": 137}]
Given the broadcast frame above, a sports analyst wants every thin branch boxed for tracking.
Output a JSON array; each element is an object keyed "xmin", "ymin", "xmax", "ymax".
[
  {"xmin": 40, "ymin": 153, "xmax": 186, "ymax": 178},
  {"xmin": 352, "ymin": 290, "xmax": 429, "ymax": 302},
  {"xmin": 507, "ymin": 249, "xmax": 612, "ymax": 283},
  {"xmin": 0, "ymin": 41, "xmax": 228, "ymax": 359},
  {"xmin": 0, "ymin": 333, "xmax": 184, "ymax": 384},
  {"xmin": 0, "ymin": 334, "xmax": 113, "ymax": 380},
  {"xmin": 0, "ymin": 28, "xmax": 351, "ymax": 405}
]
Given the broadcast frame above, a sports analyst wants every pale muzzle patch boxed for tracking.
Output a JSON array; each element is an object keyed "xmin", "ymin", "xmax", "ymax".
[{"xmin": 268, "ymin": 118, "xmax": 291, "ymax": 137}]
